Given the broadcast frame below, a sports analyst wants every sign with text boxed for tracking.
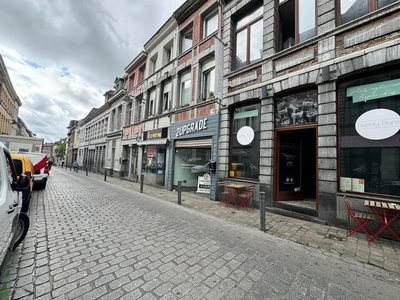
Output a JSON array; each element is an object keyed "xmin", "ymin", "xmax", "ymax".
[
  {"xmin": 347, "ymin": 78, "xmax": 400, "ymax": 103},
  {"xmin": 197, "ymin": 174, "xmax": 210, "ymax": 193}
]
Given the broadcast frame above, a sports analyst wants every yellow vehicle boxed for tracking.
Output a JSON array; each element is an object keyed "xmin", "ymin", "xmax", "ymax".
[{"xmin": 11, "ymin": 153, "xmax": 34, "ymax": 213}]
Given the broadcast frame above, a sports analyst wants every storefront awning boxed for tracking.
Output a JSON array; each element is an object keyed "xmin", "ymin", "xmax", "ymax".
[{"xmin": 137, "ymin": 138, "xmax": 169, "ymax": 146}]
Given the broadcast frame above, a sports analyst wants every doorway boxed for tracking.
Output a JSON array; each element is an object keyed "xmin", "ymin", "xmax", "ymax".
[{"xmin": 275, "ymin": 127, "xmax": 317, "ymax": 210}]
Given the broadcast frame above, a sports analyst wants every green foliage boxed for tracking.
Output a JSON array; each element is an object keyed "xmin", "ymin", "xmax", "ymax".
[{"xmin": 54, "ymin": 139, "xmax": 66, "ymax": 159}]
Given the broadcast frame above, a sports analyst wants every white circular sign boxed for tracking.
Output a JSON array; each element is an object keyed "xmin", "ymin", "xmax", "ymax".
[
  {"xmin": 355, "ymin": 109, "xmax": 400, "ymax": 140},
  {"xmin": 237, "ymin": 126, "xmax": 255, "ymax": 145}
]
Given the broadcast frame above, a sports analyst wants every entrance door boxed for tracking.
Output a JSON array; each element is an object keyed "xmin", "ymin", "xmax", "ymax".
[{"xmin": 275, "ymin": 127, "xmax": 317, "ymax": 203}]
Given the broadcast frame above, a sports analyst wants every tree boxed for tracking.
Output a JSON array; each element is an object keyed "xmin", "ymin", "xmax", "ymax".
[{"xmin": 54, "ymin": 139, "xmax": 66, "ymax": 160}]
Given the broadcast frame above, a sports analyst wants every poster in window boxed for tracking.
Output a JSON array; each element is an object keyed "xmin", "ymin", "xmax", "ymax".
[{"xmin": 279, "ymin": 140, "xmax": 301, "ymax": 192}]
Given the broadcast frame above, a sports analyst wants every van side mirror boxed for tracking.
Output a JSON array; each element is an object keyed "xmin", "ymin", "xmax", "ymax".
[{"xmin": 15, "ymin": 175, "xmax": 29, "ymax": 192}]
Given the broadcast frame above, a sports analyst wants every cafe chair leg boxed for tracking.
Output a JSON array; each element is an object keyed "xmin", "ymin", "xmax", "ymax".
[{"xmin": 343, "ymin": 196, "xmax": 375, "ymax": 241}]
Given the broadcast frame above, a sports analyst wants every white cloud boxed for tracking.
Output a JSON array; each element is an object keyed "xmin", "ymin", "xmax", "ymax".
[{"xmin": 0, "ymin": 0, "xmax": 186, "ymax": 142}]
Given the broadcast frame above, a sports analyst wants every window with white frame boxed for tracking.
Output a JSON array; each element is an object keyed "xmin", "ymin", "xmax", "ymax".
[
  {"xmin": 129, "ymin": 73, "xmax": 135, "ymax": 90},
  {"xmin": 234, "ymin": 5, "xmax": 263, "ymax": 70},
  {"xmin": 162, "ymin": 81, "xmax": 171, "ymax": 111},
  {"xmin": 164, "ymin": 41, "xmax": 173, "ymax": 65},
  {"xmin": 134, "ymin": 99, "xmax": 142, "ymax": 122},
  {"xmin": 150, "ymin": 54, "xmax": 158, "ymax": 74},
  {"xmin": 181, "ymin": 26, "xmax": 193, "ymax": 53},
  {"xmin": 148, "ymin": 89, "xmax": 156, "ymax": 116},
  {"xmin": 125, "ymin": 103, "xmax": 132, "ymax": 125},
  {"xmin": 204, "ymin": 11, "xmax": 218, "ymax": 37},
  {"xmin": 337, "ymin": 0, "xmax": 397, "ymax": 25},
  {"xmin": 279, "ymin": 0, "xmax": 316, "ymax": 50},
  {"xmin": 180, "ymin": 70, "xmax": 191, "ymax": 106},
  {"xmin": 139, "ymin": 65, "xmax": 146, "ymax": 82},
  {"xmin": 202, "ymin": 58, "xmax": 216, "ymax": 100}
]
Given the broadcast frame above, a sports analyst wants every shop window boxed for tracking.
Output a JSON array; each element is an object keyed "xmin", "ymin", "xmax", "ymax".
[
  {"xmin": 229, "ymin": 103, "xmax": 261, "ymax": 180},
  {"xmin": 234, "ymin": 5, "xmax": 263, "ymax": 70},
  {"xmin": 275, "ymin": 90, "xmax": 318, "ymax": 127},
  {"xmin": 173, "ymin": 148, "xmax": 211, "ymax": 187},
  {"xmin": 339, "ymin": 74, "xmax": 400, "ymax": 198},
  {"xmin": 338, "ymin": 0, "xmax": 397, "ymax": 25},
  {"xmin": 279, "ymin": 0, "xmax": 316, "ymax": 51}
]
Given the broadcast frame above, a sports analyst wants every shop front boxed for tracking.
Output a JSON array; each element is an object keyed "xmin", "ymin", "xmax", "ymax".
[
  {"xmin": 138, "ymin": 128, "xmax": 168, "ymax": 186},
  {"xmin": 168, "ymin": 114, "xmax": 220, "ymax": 200},
  {"xmin": 273, "ymin": 89, "xmax": 318, "ymax": 215},
  {"xmin": 121, "ymin": 124, "xmax": 141, "ymax": 181},
  {"xmin": 338, "ymin": 70, "xmax": 400, "ymax": 199}
]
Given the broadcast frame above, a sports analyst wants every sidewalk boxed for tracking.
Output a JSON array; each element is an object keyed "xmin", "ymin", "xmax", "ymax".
[{"xmin": 68, "ymin": 168, "xmax": 400, "ymax": 275}]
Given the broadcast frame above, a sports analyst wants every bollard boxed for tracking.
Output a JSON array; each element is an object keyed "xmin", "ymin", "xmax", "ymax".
[
  {"xmin": 178, "ymin": 181, "xmax": 182, "ymax": 205},
  {"xmin": 104, "ymin": 169, "xmax": 107, "ymax": 181},
  {"xmin": 260, "ymin": 191, "xmax": 266, "ymax": 232},
  {"xmin": 140, "ymin": 174, "xmax": 144, "ymax": 193},
  {"xmin": 86, "ymin": 167, "xmax": 88, "ymax": 176}
]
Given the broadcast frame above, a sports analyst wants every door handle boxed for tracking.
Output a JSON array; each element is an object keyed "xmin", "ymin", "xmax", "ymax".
[{"xmin": 7, "ymin": 205, "xmax": 15, "ymax": 214}]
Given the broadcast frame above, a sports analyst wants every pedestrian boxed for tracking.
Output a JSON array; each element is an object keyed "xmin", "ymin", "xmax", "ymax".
[{"xmin": 72, "ymin": 160, "xmax": 79, "ymax": 173}]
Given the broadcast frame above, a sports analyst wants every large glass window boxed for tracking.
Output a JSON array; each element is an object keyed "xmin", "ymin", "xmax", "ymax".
[
  {"xmin": 230, "ymin": 103, "xmax": 261, "ymax": 180},
  {"xmin": 339, "ymin": 0, "xmax": 397, "ymax": 25},
  {"xmin": 279, "ymin": 0, "xmax": 316, "ymax": 50},
  {"xmin": 234, "ymin": 6, "xmax": 263, "ymax": 70},
  {"xmin": 173, "ymin": 148, "xmax": 211, "ymax": 187},
  {"xmin": 339, "ymin": 73, "xmax": 400, "ymax": 197}
]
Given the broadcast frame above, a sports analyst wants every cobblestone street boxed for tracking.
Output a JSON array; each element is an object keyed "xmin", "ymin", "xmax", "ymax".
[{"xmin": 1, "ymin": 168, "xmax": 400, "ymax": 299}]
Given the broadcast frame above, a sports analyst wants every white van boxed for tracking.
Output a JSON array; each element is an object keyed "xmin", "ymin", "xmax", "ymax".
[{"xmin": 17, "ymin": 152, "xmax": 49, "ymax": 189}]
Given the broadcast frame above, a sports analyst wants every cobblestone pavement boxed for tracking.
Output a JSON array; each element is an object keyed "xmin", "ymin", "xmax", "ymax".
[{"xmin": 0, "ymin": 168, "xmax": 399, "ymax": 299}]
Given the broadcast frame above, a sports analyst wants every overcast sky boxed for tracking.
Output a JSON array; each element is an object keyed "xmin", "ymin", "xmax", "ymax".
[{"xmin": 0, "ymin": 0, "xmax": 186, "ymax": 143}]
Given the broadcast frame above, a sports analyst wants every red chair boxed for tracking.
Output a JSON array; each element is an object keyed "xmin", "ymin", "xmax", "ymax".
[
  {"xmin": 218, "ymin": 181, "xmax": 231, "ymax": 207},
  {"xmin": 343, "ymin": 196, "xmax": 375, "ymax": 240},
  {"xmin": 236, "ymin": 185, "xmax": 255, "ymax": 211}
]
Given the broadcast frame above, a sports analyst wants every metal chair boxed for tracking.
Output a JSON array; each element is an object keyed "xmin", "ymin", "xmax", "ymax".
[
  {"xmin": 218, "ymin": 181, "xmax": 231, "ymax": 207},
  {"xmin": 236, "ymin": 185, "xmax": 255, "ymax": 211},
  {"xmin": 343, "ymin": 196, "xmax": 375, "ymax": 240}
]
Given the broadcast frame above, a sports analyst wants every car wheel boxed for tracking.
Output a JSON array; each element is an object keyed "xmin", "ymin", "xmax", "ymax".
[{"xmin": 12, "ymin": 213, "xmax": 29, "ymax": 251}]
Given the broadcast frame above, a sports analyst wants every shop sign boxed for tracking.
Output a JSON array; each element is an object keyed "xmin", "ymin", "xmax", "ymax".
[
  {"xmin": 148, "ymin": 129, "xmax": 162, "ymax": 139},
  {"xmin": 197, "ymin": 173, "xmax": 210, "ymax": 193},
  {"xmin": 347, "ymin": 78, "xmax": 400, "ymax": 103},
  {"xmin": 355, "ymin": 109, "xmax": 400, "ymax": 140},
  {"xmin": 176, "ymin": 118, "xmax": 208, "ymax": 137}
]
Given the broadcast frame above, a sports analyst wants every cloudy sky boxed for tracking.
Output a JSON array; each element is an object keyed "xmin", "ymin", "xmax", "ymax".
[{"xmin": 0, "ymin": 0, "xmax": 185, "ymax": 143}]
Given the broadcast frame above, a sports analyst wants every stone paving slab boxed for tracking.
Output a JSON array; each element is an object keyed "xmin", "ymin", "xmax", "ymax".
[{"xmin": 78, "ymin": 168, "xmax": 400, "ymax": 274}]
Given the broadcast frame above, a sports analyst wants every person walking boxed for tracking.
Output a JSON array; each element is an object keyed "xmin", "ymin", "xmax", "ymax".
[{"xmin": 72, "ymin": 160, "xmax": 79, "ymax": 173}]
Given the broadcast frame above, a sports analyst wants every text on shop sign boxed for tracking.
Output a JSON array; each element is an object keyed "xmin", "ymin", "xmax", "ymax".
[{"xmin": 176, "ymin": 118, "xmax": 208, "ymax": 137}]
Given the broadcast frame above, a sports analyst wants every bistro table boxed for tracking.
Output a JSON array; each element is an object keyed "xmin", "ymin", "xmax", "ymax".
[
  {"xmin": 225, "ymin": 184, "xmax": 247, "ymax": 209},
  {"xmin": 364, "ymin": 200, "xmax": 400, "ymax": 243}
]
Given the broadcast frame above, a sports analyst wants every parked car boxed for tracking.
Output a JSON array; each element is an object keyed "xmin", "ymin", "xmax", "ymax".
[
  {"xmin": 11, "ymin": 153, "xmax": 34, "ymax": 213},
  {"xmin": 20, "ymin": 152, "xmax": 48, "ymax": 189},
  {"xmin": 0, "ymin": 142, "xmax": 30, "ymax": 282}
]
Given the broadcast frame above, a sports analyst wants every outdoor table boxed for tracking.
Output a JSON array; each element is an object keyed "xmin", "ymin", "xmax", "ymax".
[
  {"xmin": 225, "ymin": 184, "xmax": 246, "ymax": 209},
  {"xmin": 364, "ymin": 200, "xmax": 400, "ymax": 243}
]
